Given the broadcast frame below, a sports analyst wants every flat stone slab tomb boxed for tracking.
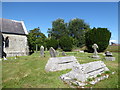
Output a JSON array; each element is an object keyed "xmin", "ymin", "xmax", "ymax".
[
  {"xmin": 60, "ymin": 61, "xmax": 110, "ymax": 87},
  {"xmin": 45, "ymin": 56, "xmax": 80, "ymax": 72}
]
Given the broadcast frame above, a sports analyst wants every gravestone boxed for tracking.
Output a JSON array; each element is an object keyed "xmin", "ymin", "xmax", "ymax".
[
  {"xmin": 40, "ymin": 46, "xmax": 44, "ymax": 57},
  {"xmin": 60, "ymin": 61, "xmax": 109, "ymax": 86},
  {"xmin": 105, "ymin": 57, "xmax": 115, "ymax": 61},
  {"xmin": 45, "ymin": 56, "xmax": 80, "ymax": 72},
  {"xmin": 45, "ymin": 48, "xmax": 48, "ymax": 51},
  {"xmin": 49, "ymin": 47, "xmax": 56, "ymax": 57},
  {"xmin": 56, "ymin": 51, "xmax": 59, "ymax": 56},
  {"xmin": 104, "ymin": 51, "xmax": 115, "ymax": 61},
  {"xmin": 62, "ymin": 51, "xmax": 66, "ymax": 56},
  {"xmin": 79, "ymin": 50, "xmax": 84, "ymax": 53},
  {"xmin": 105, "ymin": 51, "xmax": 112, "ymax": 56},
  {"xmin": 91, "ymin": 44, "xmax": 100, "ymax": 59}
]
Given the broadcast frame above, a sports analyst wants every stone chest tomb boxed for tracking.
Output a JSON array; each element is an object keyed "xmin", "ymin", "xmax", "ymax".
[{"xmin": 45, "ymin": 56, "xmax": 80, "ymax": 72}]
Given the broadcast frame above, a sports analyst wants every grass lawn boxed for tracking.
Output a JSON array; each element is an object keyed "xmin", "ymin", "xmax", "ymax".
[{"xmin": 2, "ymin": 51, "xmax": 119, "ymax": 88}]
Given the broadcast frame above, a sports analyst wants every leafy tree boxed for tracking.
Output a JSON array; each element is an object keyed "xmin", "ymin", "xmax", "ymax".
[
  {"xmin": 85, "ymin": 27, "xmax": 111, "ymax": 52},
  {"xmin": 27, "ymin": 28, "xmax": 46, "ymax": 51},
  {"xmin": 47, "ymin": 18, "xmax": 68, "ymax": 39},
  {"xmin": 68, "ymin": 18, "xmax": 90, "ymax": 47},
  {"xmin": 46, "ymin": 38, "xmax": 58, "ymax": 50},
  {"xmin": 59, "ymin": 35, "xmax": 73, "ymax": 51}
]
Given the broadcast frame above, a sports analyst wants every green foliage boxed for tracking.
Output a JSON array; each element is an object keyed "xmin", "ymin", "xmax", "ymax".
[
  {"xmin": 97, "ymin": 74, "xmax": 101, "ymax": 77},
  {"xmin": 85, "ymin": 27, "xmax": 111, "ymax": 52},
  {"xmin": 87, "ymin": 78, "xmax": 93, "ymax": 82},
  {"xmin": 59, "ymin": 36, "xmax": 73, "ymax": 51},
  {"xmin": 27, "ymin": 28, "xmax": 46, "ymax": 51},
  {"xmin": 47, "ymin": 18, "xmax": 68, "ymax": 39},
  {"xmin": 46, "ymin": 38, "xmax": 58, "ymax": 50},
  {"xmin": 104, "ymin": 71, "xmax": 111, "ymax": 74},
  {"xmin": 47, "ymin": 18, "xmax": 90, "ymax": 48},
  {"xmin": 68, "ymin": 18, "xmax": 90, "ymax": 47}
]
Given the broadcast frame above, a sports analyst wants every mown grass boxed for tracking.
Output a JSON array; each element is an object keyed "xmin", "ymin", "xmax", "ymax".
[
  {"xmin": 2, "ymin": 51, "xmax": 119, "ymax": 88},
  {"xmin": 105, "ymin": 45, "xmax": 120, "ymax": 52}
]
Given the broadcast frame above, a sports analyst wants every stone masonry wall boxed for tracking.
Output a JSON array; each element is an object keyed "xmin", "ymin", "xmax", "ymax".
[{"xmin": 3, "ymin": 33, "xmax": 29, "ymax": 57}]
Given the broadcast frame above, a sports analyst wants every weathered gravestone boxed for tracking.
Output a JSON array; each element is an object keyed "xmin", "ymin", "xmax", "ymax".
[
  {"xmin": 45, "ymin": 48, "xmax": 48, "ymax": 51},
  {"xmin": 40, "ymin": 46, "xmax": 44, "ymax": 57},
  {"xmin": 60, "ymin": 61, "xmax": 109, "ymax": 86},
  {"xmin": 91, "ymin": 44, "xmax": 100, "ymax": 59},
  {"xmin": 45, "ymin": 56, "xmax": 80, "ymax": 72},
  {"xmin": 79, "ymin": 50, "xmax": 84, "ymax": 53},
  {"xmin": 105, "ymin": 51, "xmax": 113, "ymax": 56},
  {"xmin": 62, "ymin": 51, "xmax": 66, "ymax": 56},
  {"xmin": 56, "ymin": 51, "xmax": 59, "ymax": 56},
  {"xmin": 49, "ymin": 47, "xmax": 56, "ymax": 57},
  {"xmin": 104, "ymin": 51, "xmax": 115, "ymax": 61}
]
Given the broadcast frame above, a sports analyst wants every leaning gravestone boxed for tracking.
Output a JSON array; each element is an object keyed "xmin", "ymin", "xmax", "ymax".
[
  {"xmin": 91, "ymin": 43, "xmax": 100, "ymax": 59},
  {"xmin": 45, "ymin": 56, "xmax": 80, "ymax": 72},
  {"xmin": 40, "ymin": 46, "xmax": 44, "ymax": 57},
  {"xmin": 104, "ymin": 51, "xmax": 115, "ymax": 61},
  {"xmin": 49, "ymin": 47, "xmax": 56, "ymax": 57},
  {"xmin": 60, "ymin": 61, "xmax": 110, "ymax": 87}
]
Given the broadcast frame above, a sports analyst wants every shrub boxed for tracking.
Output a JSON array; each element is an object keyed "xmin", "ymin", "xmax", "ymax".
[
  {"xmin": 46, "ymin": 38, "xmax": 58, "ymax": 50},
  {"xmin": 85, "ymin": 27, "xmax": 111, "ymax": 52},
  {"xmin": 59, "ymin": 36, "xmax": 73, "ymax": 51}
]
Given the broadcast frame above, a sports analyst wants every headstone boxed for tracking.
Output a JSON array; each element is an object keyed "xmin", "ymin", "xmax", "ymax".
[
  {"xmin": 60, "ymin": 61, "xmax": 110, "ymax": 87},
  {"xmin": 105, "ymin": 57, "xmax": 115, "ymax": 61},
  {"xmin": 40, "ymin": 46, "xmax": 44, "ymax": 57},
  {"xmin": 45, "ymin": 56, "xmax": 80, "ymax": 72},
  {"xmin": 45, "ymin": 48, "xmax": 48, "ymax": 51},
  {"xmin": 91, "ymin": 44, "xmax": 100, "ymax": 59},
  {"xmin": 105, "ymin": 51, "xmax": 113, "ymax": 56},
  {"xmin": 62, "ymin": 51, "xmax": 66, "ymax": 56},
  {"xmin": 49, "ymin": 47, "xmax": 56, "ymax": 57},
  {"xmin": 104, "ymin": 51, "xmax": 115, "ymax": 61},
  {"xmin": 79, "ymin": 50, "xmax": 84, "ymax": 53},
  {"xmin": 56, "ymin": 51, "xmax": 59, "ymax": 56}
]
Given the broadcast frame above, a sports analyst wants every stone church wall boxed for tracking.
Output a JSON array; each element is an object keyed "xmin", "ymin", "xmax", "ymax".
[{"xmin": 3, "ymin": 33, "xmax": 29, "ymax": 57}]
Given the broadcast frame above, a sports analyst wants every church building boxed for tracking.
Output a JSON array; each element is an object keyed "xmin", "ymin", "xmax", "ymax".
[{"xmin": 0, "ymin": 18, "xmax": 29, "ymax": 57}]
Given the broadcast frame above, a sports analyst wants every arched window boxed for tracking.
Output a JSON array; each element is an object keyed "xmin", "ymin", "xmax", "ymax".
[{"xmin": 5, "ymin": 36, "xmax": 9, "ymax": 48}]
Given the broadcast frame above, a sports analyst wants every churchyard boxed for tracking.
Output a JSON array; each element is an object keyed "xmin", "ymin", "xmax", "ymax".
[{"xmin": 2, "ymin": 46, "xmax": 119, "ymax": 88}]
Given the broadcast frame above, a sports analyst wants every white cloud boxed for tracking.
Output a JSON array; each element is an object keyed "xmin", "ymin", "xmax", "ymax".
[{"xmin": 109, "ymin": 40, "xmax": 118, "ymax": 45}]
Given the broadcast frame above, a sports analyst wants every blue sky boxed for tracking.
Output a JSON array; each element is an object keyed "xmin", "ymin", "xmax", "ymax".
[{"xmin": 2, "ymin": 2, "xmax": 118, "ymax": 43}]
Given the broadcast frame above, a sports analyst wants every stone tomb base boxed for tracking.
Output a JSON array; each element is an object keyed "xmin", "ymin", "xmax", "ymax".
[
  {"xmin": 60, "ymin": 61, "xmax": 109, "ymax": 87},
  {"xmin": 91, "ymin": 55, "xmax": 100, "ymax": 59},
  {"xmin": 45, "ymin": 56, "xmax": 80, "ymax": 72},
  {"xmin": 105, "ymin": 57, "xmax": 115, "ymax": 61}
]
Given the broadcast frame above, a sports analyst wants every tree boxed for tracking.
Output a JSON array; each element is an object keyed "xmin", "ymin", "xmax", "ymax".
[
  {"xmin": 85, "ymin": 27, "xmax": 111, "ymax": 52},
  {"xmin": 46, "ymin": 38, "xmax": 58, "ymax": 50},
  {"xmin": 59, "ymin": 35, "xmax": 73, "ymax": 51},
  {"xmin": 47, "ymin": 18, "xmax": 68, "ymax": 39},
  {"xmin": 27, "ymin": 28, "xmax": 46, "ymax": 51},
  {"xmin": 68, "ymin": 18, "xmax": 90, "ymax": 47}
]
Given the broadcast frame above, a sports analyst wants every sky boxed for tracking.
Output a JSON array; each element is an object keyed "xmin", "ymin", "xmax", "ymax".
[{"xmin": 2, "ymin": 2, "xmax": 118, "ymax": 44}]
